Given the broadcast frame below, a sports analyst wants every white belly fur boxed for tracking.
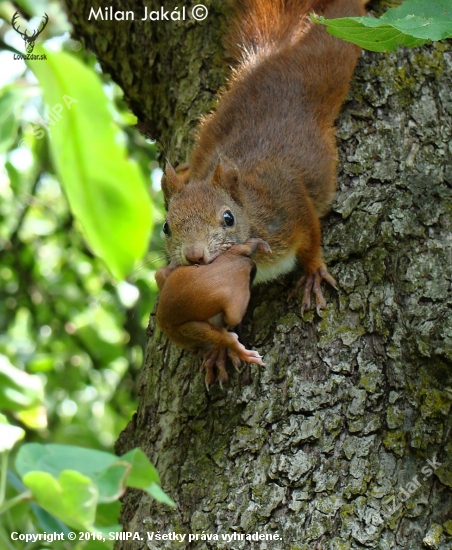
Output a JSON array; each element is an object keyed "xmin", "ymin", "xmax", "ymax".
[{"xmin": 254, "ymin": 253, "xmax": 297, "ymax": 284}]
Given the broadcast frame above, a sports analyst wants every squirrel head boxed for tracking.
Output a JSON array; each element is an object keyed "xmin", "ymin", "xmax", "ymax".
[{"xmin": 162, "ymin": 158, "xmax": 250, "ymax": 266}]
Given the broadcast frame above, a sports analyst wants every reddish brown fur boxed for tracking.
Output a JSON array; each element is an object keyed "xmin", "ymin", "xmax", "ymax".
[
  {"xmin": 156, "ymin": 239, "xmax": 269, "ymax": 352},
  {"xmin": 163, "ymin": 0, "xmax": 366, "ymax": 311}
]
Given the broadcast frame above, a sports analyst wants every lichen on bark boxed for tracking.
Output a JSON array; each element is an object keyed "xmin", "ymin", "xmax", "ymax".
[{"xmin": 63, "ymin": 1, "xmax": 452, "ymax": 547}]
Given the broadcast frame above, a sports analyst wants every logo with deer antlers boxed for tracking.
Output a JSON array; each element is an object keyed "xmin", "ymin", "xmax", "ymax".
[{"xmin": 11, "ymin": 11, "xmax": 49, "ymax": 54}]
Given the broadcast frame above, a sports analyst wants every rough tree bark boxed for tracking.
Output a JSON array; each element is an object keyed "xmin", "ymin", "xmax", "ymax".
[{"xmin": 64, "ymin": 1, "xmax": 452, "ymax": 548}]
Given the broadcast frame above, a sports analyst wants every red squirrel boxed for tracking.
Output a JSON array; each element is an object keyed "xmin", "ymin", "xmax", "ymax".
[
  {"xmin": 161, "ymin": 0, "xmax": 366, "ymax": 313},
  {"xmin": 155, "ymin": 239, "xmax": 271, "ymax": 387}
]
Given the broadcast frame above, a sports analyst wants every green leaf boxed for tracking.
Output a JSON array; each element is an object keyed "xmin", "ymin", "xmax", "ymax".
[
  {"xmin": 380, "ymin": 0, "xmax": 452, "ymax": 40},
  {"xmin": 95, "ymin": 501, "xmax": 121, "ymax": 528},
  {"xmin": 27, "ymin": 48, "xmax": 153, "ymax": 280},
  {"xmin": 121, "ymin": 448, "xmax": 175, "ymax": 506},
  {"xmin": 22, "ymin": 470, "xmax": 98, "ymax": 531},
  {"xmin": 0, "ymin": 355, "xmax": 44, "ymax": 413},
  {"xmin": 313, "ymin": 0, "xmax": 452, "ymax": 52},
  {"xmin": 30, "ymin": 502, "xmax": 72, "ymax": 536},
  {"xmin": 15, "ymin": 405, "xmax": 47, "ymax": 430},
  {"xmin": 15, "ymin": 444, "xmax": 174, "ymax": 508},
  {"xmin": 83, "ymin": 535, "xmax": 116, "ymax": 550},
  {"xmin": 314, "ymin": 16, "xmax": 427, "ymax": 51},
  {"xmin": 121, "ymin": 448, "xmax": 160, "ymax": 487},
  {"xmin": 146, "ymin": 481, "xmax": 176, "ymax": 507},
  {"xmin": 4, "ymin": 161, "xmax": 21, "ymax": 194},
  {"xmin": 121, "ymin": 448, "xmax": 175, "ymax": 504},
  {"xmin": 0, "ymin": 88, "xmax": 20, "ymax": 153},
  {"xmin": 0, "ymin": 415, "xmax": 24, "ymax": 453},
  {"xmin": 15, "ymin": 443, "xmax": 121, "ymax": 485},
  {"xmin": 27, "ymin": 354, "xmax": 55, "ymax": 373},
  {"xmin": 94, "ymin": 523, "xmax": 122, "ymax": 540},
  {"xmin": 95, "ymin": 464, "xmax": 130, "ymax": 503}
]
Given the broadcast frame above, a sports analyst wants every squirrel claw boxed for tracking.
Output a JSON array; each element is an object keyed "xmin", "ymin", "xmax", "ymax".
[
  {"xmin": 288, "ymin": 275, "xmax": 306, "ymax": 302},
  {"xmin": 201, "ymin": 337, "xmax": 264, "ymax": 387},
  {"xmin": 227, "ymin": 348, "xmax": 242, "ymax": 371},
  {"xmin": 319, "ymin": 268, "xmax": 338, "ymax": 290},
  {"xmin": 296, "ymin": 267, "xmax": 336, "ymax": 315},
  {"xmin": 203, "ymin": 363, "xmax": 216, "ymax": 389},
  {"xmin": 216, "ymin": 346, "xmax": 229, "ymax": 386},
  {"xmin": 201, "ymin": 346, "xmax": 220, "ymax": 388},
  {"xmin": 201, "ymin": 344, "xmax": 229, "ymax": 388}
]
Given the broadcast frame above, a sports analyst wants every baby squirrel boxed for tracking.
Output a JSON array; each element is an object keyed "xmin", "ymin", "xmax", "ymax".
[
  {"xmin": 161, "ymin": 0, "xmax": 366, "ymax": 313},
  {"xmin": 155, "ymin": 238, "xmax": 271, "ymax": 387}
]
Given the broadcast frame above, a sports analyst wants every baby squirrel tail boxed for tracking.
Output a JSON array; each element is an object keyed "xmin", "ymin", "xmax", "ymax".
[{"xmin": 228, "ymin": 0, "xmax": 366, "ymax": 62}]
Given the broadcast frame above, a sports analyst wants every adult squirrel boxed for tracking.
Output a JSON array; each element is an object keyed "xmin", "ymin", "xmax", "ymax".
[
  {"xmin": 155, "ymin": 239, "xmax": 271, "ymax": 387},
  {"xmin": 161, "ymin": 0, "xmax": 366, "ymax": 313}
]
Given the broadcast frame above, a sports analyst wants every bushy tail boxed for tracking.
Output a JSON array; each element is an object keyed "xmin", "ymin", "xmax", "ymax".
[
  {"xmin": 228, "ymin": 0, "xmax": 308, "ymax": 59},
  {"xmin": 228, "ymin": 0, "xmax": 366, "ymax": 61}
]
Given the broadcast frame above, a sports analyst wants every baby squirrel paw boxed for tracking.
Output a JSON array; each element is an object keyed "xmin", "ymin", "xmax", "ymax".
[
  {"xmin": 201, "ymin": 344, "xmax": 229, "ymax": 389},
  {"xmin": 231, "ymin": 342, "xmax": 265, "ymax": 367},
  {"xmin": 200, "ymin": 335, "xmax": 264, "ymax": 389},
  {"xmin": 290, "ymin": 268, "xmax": 337, "ymax": 315}
]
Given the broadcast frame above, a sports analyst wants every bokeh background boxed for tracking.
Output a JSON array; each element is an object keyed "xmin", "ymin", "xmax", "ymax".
[{"xmin": 0, "ymin": 1, "xmax": 166, "ymax": 546}]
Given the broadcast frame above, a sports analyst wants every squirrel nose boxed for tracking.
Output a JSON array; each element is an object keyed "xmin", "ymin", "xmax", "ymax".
[{"xmin": 185, "ymin": 247, "xmax": 206, "ymax": 265}]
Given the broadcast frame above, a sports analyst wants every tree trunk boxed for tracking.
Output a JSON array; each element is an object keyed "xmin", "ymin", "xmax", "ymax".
[{"xmin": 64, "ymin": 1, "xmax": 452, "ymax": 548}]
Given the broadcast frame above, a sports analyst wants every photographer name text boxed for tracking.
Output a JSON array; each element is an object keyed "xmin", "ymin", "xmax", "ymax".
[{"xmin": 88, "ymin": 5, "xmax": 208, "ymax": 22}]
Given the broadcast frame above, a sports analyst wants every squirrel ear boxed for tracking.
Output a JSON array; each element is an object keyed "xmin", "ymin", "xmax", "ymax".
[
  {"xmin": 212, "ymin": 158, "xmax": 242, "ymax": 204},
  {"xmin": 161, "ymin": 163, "xmax": 184, "ymax": 204}
]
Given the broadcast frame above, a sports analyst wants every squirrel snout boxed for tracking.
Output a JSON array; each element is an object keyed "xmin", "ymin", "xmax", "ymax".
[{"xmin": 184, "ymin": 246, "xmax": 207, "ymax": 265}]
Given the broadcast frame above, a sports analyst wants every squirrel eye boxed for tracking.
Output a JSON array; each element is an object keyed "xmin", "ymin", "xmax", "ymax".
[
  {"xmin": 162, "ymin": 222, "xmax": 171, "ymax": 237},
  {"xmin": 223, "ymin": 210, "xmax": 234, "ymax": 227}
]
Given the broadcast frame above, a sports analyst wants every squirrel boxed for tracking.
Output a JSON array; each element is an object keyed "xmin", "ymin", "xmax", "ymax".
[
  {"xmin": 161, "ymin": 0, "xmax": 367, "ymax": 311},
  {"xmin": 155, "ymin": 238, "xmax": 271, "ymax": 387},
  {"xmin": 157, "ymin": 0, "xmax": 367, "ymax": 384},
  {"xmin": 161, "ymin": 0, "xmax": 366, "ymax": 314}
]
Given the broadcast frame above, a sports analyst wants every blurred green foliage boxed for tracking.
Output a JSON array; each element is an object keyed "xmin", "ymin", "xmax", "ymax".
[
  {"xmin": 0, "ymin": 0, "xmax": 167, "ymax": 546},
  {"xmin": 31, "ymin": 46, "xmax": 154, "ymax": 280}
]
